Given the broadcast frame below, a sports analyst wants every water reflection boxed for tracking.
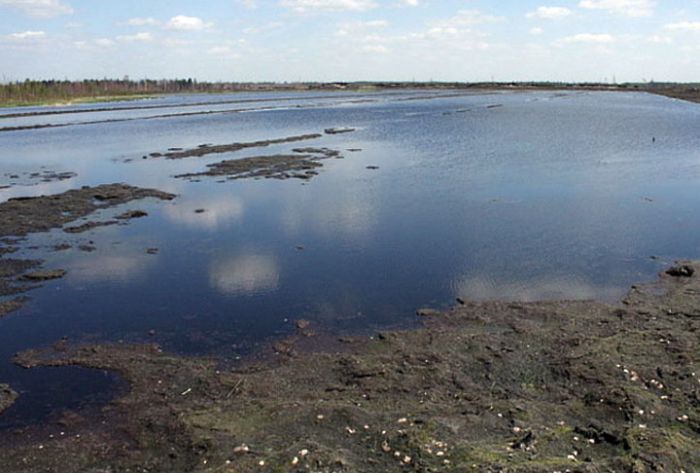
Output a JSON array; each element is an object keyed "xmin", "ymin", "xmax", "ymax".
[
  {"xmin": 69, "ymin": 252, "xmax": 154, "ymax": 283},
  {"xmin": 163, "ymin": 195, "xmax": 244, "ymax": 230},
  {"xmin": 280, "ymin": 181, "xmax": 378, "ymax": 243},
  {"xmin": 454, "ymin": 274, "xmax": 623, "ymax": 302},
  {"xmin": 209, "ymin": 253, "xmax": 279, "ymax": 295}
]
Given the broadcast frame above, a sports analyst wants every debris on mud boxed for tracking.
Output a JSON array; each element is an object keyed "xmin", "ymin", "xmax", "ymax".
[
  {"xmin": 0, "ymin": 384, "xmax": 18, "ymax": 414},
  {"xmin": 152, "ymin": 134, "xmax": 323, "ymax": 160},
  {"xmin": 5, "ymin": 261, "xmax": 700, "ymax": 472},
  {"xmin": 175, "ymin": 154, "xmax": 327, "ymax": 181}
]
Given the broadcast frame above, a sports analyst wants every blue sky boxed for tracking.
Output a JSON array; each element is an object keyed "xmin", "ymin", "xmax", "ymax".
[{"xmin": 1, "ymin": 0, "xmax": 699, "ymax": 82}]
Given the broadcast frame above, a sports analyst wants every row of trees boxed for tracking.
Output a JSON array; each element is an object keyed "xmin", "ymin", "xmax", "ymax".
[
  {"xmin": 0, "ymin": 78, "xmax": 336, "ymax": 105},
  {"xmin": 0, "ymin": 78, "xmax": 224, "ymax": 104},
  {"xmin": 2, "ymin": 78, "xmax": 699, "ymax": 106}
]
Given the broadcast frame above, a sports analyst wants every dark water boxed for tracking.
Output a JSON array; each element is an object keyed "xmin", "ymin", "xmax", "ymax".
[{"xmin": 1, "ymin": 89, "xmax": 700, "ymax": 427}]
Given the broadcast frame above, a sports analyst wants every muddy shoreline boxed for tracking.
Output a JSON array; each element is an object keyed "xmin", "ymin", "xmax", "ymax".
[{"xmin": 1, "ymin": 261, "xmax": 698, "ymax": 471}]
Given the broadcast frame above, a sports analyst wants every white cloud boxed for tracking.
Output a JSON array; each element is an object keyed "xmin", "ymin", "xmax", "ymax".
[
  {"xmin": 116, "ymin": 32, "xmax": 153, "ymax": 42},
  {"xmin": 432, "ymin": 9, "xmax": 504, "ymax": 28},
  {"xmin": 363, "ymin": 44, "xmax": 389, "ymax": 53},
  {"xmin": 578, "ymin": 0, "xmax": 654, "ymax": 18},
  {"xmin": 559, "ymin": 32, "xmax": 617, "ymax": 43},
  {"xmin": 0, "ymin": 0, "xmax": 73, "ymax": 18},
  {"xmin": 8, "ymin": 30, "xmax": 45, "ymax": 39},
  {"xmin": 526, "ymin": 6, "xmax": 572, "ymax": 20},
  {"xmin": 95, "ymin": 38, "xmax": 115, "ymax": 47},
  {"xmin": 664, "ymin": 21, "xmax": 700, "ymax": 32},
  {"xmin": 647, "ymin": 34, "xmax": 672, "ymax": 44},
  {"xmin": 207, "ymin": 45, "xmax": 241, "ymax": 58},
  {"xmin": 530, "ymin": 27, "xmax": 544, "ymax": 35},
  {"xmin": 165, "ymin": 15, "xmax": 212, "ymax": 31},
  {"xmin": 125, "ymin": 17, "xmax": 159, "ymax": 26},
  {"xmin": 403, "ymin": 0, "xmax": 419, "ymax": 5},
  {"xmin": 335, "ymin": 19, "xmax": 387, "ymax": 36},
  {"xmin": 280, "ymin": 0, "xmax": 377, "ymax": 13},
  {"xmin": 243, "ymin": 21, "xmax": 284, "ymax": 34}
]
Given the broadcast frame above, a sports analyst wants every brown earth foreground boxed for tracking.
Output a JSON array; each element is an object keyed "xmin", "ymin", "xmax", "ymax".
[{"xmin": 1, "ymin": 262, "xmax": 699, "ymax": 472}]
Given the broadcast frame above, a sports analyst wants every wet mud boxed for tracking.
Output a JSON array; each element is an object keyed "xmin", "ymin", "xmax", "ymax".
[
  {"xmin": 156, "ymin": 133, "xmax": 323, "ymax": 160},
  {"xmin": 0, "ymin": 184, "xmax": 174, "ymax": 238},
  {"xmin": 1, "ymin": 171, "xmax": 77, "ymax": 188},
  {"xmin": 3, "ymin": 262, "xmax": 699, "ymax": 472},
  {"xmin": 0, "ymin": 384, "xmax": 18, "ymax": 415},
  {"xmin": 175, "ymin": 154, "xmax": 330, "ymax": 181}
]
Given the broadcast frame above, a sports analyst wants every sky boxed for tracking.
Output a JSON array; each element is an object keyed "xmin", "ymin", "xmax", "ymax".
[{"xmin": 1, "ymin": 0, "xmax": 700, "ymax": 82}]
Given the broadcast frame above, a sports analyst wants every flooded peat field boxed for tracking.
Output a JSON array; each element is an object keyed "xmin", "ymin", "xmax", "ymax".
[{"xmin": 1, "ymin": 88, "xmax": 700, "ymax": 429}]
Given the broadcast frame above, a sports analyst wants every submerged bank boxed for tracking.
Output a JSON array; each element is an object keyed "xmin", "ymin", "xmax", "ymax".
[{"xmin": 2, "ymin": 260, "xmax": 699, "ymax": 472}]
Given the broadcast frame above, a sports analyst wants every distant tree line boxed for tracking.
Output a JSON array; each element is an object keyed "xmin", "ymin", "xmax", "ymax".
[
  {"xmin": 0, "ymin": 78, "xmax": 224, "ymax": 104},
  {"xmin": 1, "ymin": 78, "xmax": 699, "ymax": 106}
]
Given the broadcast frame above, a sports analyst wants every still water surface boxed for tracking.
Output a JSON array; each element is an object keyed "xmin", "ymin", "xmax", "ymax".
[{"xmin": 1, "ymin": 89, "xmax": 700, "ymax": 427}]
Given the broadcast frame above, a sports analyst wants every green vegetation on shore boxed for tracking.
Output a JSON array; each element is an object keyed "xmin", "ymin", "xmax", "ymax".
[{"xmin": 2, "ymin": 79, "xmax": 700, "ymax": 107}]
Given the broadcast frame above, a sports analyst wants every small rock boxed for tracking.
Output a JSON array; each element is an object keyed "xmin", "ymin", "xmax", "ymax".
[
  {"xmin": 296, "ymin": 319, "xmax": 311, "ymax": 330},
  {"xmin": 666, "ymin": 265, "xmax": 694, "ymax": 277},
  {"xmin": 194, "ymin": 209, "xmax": 206, "ymax": 214},
  {"xmin": 233, "ymin": 444, "xmax": 250, "ymax": 454},
  {"xmin": 366, "ymin": 165, "xmax": 380, "ymax": 170},
  {"xmin": 146, "ymin": 248, "xmax": 159, "ymax": 255}
]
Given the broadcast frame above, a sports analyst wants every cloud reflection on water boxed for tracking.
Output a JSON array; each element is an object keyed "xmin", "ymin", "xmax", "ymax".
[
  {"xmin": 69, "ymin": 253, "xmax": 154, "ymax": 283},
  {"xmin": 209, "ymin": 253, "xmax": 279, "ymax": 296},
  {"xmin": 163, "ymin": 195, "xmax": 244, "ymax": 230},
  {"xmin": 454, "ymin": 274, "xmax": 623, "ymax": 302}
]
